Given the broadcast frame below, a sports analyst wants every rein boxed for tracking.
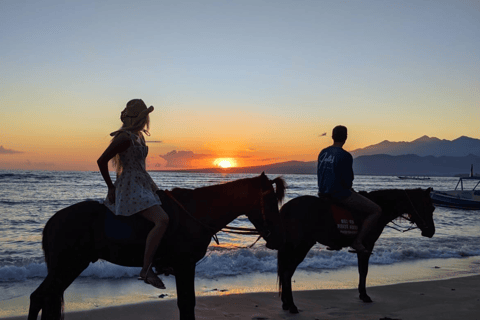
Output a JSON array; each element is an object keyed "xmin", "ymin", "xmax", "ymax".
[
  {"xmin": 220, "ymin": 189, "xmax": 273, "ymax": 247},
  {"xmin": 164, "ymin": 190, "xmax": 220, "ymax": 244},
  {"xmin": 164, "ymin": 187, "xmax": 273, "ymax": 246}
]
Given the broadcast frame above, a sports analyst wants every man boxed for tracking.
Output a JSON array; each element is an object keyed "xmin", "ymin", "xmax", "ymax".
[{"xmin": 317, "ymin": 125, "xmax": 381, "ymax": 253}]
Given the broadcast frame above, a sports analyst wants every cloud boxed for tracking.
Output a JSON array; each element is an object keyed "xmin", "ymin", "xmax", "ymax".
[
  {"xmin": 318, "ymin": 132, "xmax": 327, "ymax": 137},
  {"xmin": 0, "ymin": 146, "xmax": 23, "ymax": 154},
  {"xmin": 259, "ymin": 157, "xmax": 283, "ymax": 162},
  {"xmin": 158, "ymin": 150, "xmax": 212, "ymax": 168},
  {"xmin": 146, "ymin": 141, "xmax": 163, "ymax": 143}
]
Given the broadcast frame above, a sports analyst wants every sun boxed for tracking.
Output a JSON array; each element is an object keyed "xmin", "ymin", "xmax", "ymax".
[
  {"xmin": 218, "ymin": 160, "xmax": 232, "ymax": 168},
  {"xmin": 214, "ymin": 158, "xmax": 236, "ymax": 169}
]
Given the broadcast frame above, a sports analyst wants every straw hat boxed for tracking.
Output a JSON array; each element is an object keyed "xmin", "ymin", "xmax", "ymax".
[{"xmin": 111, "ymin": 99, "xmax": 154, "ymax": 136}]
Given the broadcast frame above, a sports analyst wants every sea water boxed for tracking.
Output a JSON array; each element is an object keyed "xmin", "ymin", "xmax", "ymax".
[{"xmin": 1, "ymin": 170, "xmax": 480, "ymax": 316}]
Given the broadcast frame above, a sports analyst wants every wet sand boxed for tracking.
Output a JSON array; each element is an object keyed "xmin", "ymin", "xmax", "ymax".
[{"xmin": 2, "ymin": 257, "xmax": 480, "ymax": 320}]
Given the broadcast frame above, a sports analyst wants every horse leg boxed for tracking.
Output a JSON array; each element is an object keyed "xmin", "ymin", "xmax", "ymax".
[
  {"xmin": 278, "ymin": 241, "xmax": 315, "ymax": 314},
  {"xmin": 28, "ymin": 275, "xmax": 56, "ymax": 320},
  {"xmin": 357, "ymin": 252, "xmax": 373, "ymax": 302},
  {"xmin": 29, "ymin": 258, "xmax": 91, "ymax": 320},
  {"xmin": 174, "ymin": 261, "xmax": 196, "ymax": 320}
]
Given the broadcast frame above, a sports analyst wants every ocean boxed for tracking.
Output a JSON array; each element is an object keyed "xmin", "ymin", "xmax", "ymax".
[{"xmin": 1, "ymin": 170, "xmax": 480, "ymax": 317}]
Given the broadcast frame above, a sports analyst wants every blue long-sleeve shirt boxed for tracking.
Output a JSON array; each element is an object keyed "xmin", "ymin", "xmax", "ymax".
[{"xmin": 317, "ymin": 146, "xmax": 354, "ymax": 200}]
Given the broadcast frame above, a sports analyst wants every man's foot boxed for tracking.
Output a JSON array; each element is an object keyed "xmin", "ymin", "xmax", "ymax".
[
  {"xmin": 139, "ymin": 266, "xmax": 166, "ymax": 289},
  {"xmin": 349, "ymin": 242, "xmax": 370, "ymax": 254},
  {"xmin": 348, "ymin": 248, "xmax": 371, "ymax": 254},
  {"xmin": 326, "ymin": 245, "xmax": 342, "ymax": 251}
]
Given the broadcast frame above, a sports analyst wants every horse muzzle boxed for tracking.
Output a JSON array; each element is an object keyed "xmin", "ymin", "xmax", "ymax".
[
  {"xmin": 421, "ymin": 226, "xmax": 435, "ymax": 238},
  {"xmin": 263, "ymin": 230, "xmax": 284, "ymax": 250}
]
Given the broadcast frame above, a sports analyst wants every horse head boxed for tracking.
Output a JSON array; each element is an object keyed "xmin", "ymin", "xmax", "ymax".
[
  {"xmin": 367, "ymin": 188, "xmax": 435, "ymax": 238},
  {"xmin": 246, "ymin": 172, "xmax": 286, "ymax": 250},
  {"xmin": 399, "ymin": 188, "xmax": 436, "ymax": 238}
]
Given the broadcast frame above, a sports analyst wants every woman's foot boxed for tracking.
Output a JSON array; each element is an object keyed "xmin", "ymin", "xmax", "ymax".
[{"xmin": 139, "ymin": 266, "xmax": 166, "ymax": 289}]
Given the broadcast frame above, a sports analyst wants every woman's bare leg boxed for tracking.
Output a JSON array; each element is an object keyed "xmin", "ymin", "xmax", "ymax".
[{"xmin": 137, "ymin": 205, "xmax": 169, "ymax": 288}]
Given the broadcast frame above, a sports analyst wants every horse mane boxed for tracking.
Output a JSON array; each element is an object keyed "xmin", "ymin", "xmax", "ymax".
[
  {"xmin": 360, "ymin": 188, "xmax": 428, "ymax": 221},
  {"xmin": 170, "ymin": 174, "xmax": 286, "ymax": 204}
]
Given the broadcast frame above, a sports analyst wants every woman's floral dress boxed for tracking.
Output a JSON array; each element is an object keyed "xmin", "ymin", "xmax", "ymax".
[{"xmin": 104, "ymin": 131, "xmax": 161, "ymax": 216}]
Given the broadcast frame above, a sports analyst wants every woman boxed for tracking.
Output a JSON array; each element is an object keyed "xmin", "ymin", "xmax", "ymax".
[{"xmin": 97, "ymin": 99, "xmax": 169, "ymax": 289}]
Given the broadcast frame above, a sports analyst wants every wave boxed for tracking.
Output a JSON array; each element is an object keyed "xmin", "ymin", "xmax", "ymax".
[
  {"xmin": 1, "ymin": 238, "xmax": 479, "ymax": 282},
  {"xmin": 0, "ymin": 172, "xmax": 57, "ymax": 181}
]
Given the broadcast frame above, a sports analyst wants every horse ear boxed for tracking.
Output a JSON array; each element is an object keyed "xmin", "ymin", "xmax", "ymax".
[
  {"xmin": 261, "ymin": 171, "xmax": 266, "ymax": 177},
  {"xmin": 426, "ymin": 187, "xmax": 433, "ymax": 194}
]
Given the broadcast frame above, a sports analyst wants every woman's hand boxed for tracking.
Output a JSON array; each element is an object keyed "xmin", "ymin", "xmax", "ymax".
[{"xmin": 108, "ymin": 186, "xmax": 116, "ymax": 204}]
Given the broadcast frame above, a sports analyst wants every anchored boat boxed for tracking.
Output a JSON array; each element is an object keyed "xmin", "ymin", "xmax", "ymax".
[{"xmin": 430, "ymin": 165, "xmax": 480, "ymax": 210}]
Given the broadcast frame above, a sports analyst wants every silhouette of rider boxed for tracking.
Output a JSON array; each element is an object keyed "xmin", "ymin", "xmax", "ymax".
[{"xmin": 317, "ymin": 125, "xmax": 381, "ymax": 254}]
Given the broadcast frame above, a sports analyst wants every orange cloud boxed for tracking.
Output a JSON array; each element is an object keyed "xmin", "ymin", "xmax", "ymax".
[{"xmin": 157, "ymin": 150, "xmax": 213, "ymax": 168}]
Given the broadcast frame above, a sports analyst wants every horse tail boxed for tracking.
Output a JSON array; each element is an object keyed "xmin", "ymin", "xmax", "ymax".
[
  {"xmin": 42, "ymin": 217, "xmax": 53, "ymax": 272},
  {"xmin": 277, "ymin": 250, "xmax": 282, "ymax": 296},
  {"xmin": 272, "ymin": 177, "xmax": 287, "ymax": 204},
  {"xmin": 277, "ymin": 245, "xmax": 289, "ymax": 296}
]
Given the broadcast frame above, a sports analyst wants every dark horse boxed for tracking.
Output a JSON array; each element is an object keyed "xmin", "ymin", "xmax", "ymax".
[
  {"xmin": 277, "ymin": 188, "xmax": 435, "ymax": 313},
  {"xmin": 28, "ymin": 173, "xmax": 286, "ymax": 320}
]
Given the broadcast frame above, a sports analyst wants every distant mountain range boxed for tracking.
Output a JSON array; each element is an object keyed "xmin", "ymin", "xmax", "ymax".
[
  {"xmin": 155, "ymin": 136, "xmax": 480, "ymax": 176},
  {"xmin": 350, "ymin": 135, "xmax": 480, "ymax": 157},
  {"xmin": 166, "ymin": 155, "xmax": 480, "ymax": 177}
]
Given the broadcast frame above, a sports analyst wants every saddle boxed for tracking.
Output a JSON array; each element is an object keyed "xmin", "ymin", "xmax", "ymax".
[
  {"xmin": 330, "ymin": 204, "xmax": 359, "ymax": 236},
  {"xmin": 101, "ymin": 190, "xmax": 180, "ymax": 244},
  {"xmin": 318, "ymin": 194, "xmax": 359, "ymax": 236}
]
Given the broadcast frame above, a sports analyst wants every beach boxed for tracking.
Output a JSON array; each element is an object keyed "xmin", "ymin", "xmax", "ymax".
[
  {"xmin": 2, "ymin": 256, "xmax": 480, "ymax": 320},
  {"xmin": 1, "ymin": 171, "xmax": 480, "ymax": 319},
  {"xmin": 3, "ymin": 275, "xmax": 479, "ymax": 320}
]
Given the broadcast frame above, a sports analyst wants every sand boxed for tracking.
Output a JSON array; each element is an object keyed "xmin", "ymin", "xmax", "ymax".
[{"xmin": 4, "ymin": 275, "xmax": 480, "ymax": 320}]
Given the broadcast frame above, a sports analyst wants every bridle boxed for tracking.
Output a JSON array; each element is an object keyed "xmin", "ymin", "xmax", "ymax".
[
  {"xmin": 164, "ymin": 186, "xmax": 277, "ymax": 246},
  {"xmin": 387, "ymin": 190, "xmax": 429, "ymax": 233},
  {"xmin": 222, "ymin": 188, "xmax": 275, "ymax": 247}
]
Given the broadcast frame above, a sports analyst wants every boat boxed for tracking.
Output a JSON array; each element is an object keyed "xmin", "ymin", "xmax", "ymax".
[
  {"xmin": 398, "ymin": 176, "xmax": 430, "ymax": 180},
  {"xmin": 430, "ymin": 165, "xmax": 480, "ymax": 210}
]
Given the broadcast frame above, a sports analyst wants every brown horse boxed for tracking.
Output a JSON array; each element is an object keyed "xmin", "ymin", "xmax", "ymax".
[
  {"xmin": 277, "ymin": 188, "xmax": 435, "ymax": 314},
  {"xmin": 28, "ymin": 173, "xmax": 286, "ymax": 320}
]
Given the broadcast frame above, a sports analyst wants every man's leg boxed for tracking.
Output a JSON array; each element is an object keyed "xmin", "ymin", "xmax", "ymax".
[{"xmin": 340, "ymin": 192, "xmax": 381, "ymax": 253}]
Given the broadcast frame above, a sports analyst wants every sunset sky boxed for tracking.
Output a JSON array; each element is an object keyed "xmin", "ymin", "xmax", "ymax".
[{"xmin": 1, "ymin": 0, "xmax": 479, "ymax": 171}]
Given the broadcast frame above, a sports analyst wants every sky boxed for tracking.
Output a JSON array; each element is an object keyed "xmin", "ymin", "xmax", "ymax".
[{"xmin": 1, "ymin": 0, "xmax": 479, "ymax": 171}]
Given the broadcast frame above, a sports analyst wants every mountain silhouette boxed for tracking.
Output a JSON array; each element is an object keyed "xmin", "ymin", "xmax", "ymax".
[{"xmin": 350, "ymin": 135, "xmax": 480, "ymax": 157}]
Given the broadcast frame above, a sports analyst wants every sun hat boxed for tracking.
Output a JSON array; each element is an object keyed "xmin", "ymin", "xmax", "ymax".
[{"xmin": 110, "ymin": 99, "xmax": 154, "ymax": 136}]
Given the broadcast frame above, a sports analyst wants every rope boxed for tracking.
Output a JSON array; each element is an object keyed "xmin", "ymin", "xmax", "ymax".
[{"xmin": 164, "ymin": 190, "xmax": 219, "ymax": 244}]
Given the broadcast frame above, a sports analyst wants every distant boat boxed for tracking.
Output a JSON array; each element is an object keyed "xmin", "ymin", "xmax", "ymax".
[
  {"xmin": 397, "ymin": 176, "xmax": 430, "ymax": 180},
  {"xmin": 430, "ymin": 165, "xmax": 480, "ymax": 210}
]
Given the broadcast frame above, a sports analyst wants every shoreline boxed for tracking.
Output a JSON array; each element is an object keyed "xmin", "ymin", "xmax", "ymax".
[
  {"xmin": 2, "ymin": 256, "xmax": 479, "ymax": 319},
  {"xmin": 3, "ymin": 275, "xmax": 480, "ymax": 320}
]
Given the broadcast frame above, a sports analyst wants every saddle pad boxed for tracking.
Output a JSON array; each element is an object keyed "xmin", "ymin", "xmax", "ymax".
[
  {"xmin": 102, "ymin": 189, "xmax": 179, "ymax": 244},
  {"xmin": 331, "ymin": 204, "xmax": 359, "ymax": 236}
]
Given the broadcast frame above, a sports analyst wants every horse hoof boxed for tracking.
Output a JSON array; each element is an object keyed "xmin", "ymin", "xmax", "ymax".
[
  {"xmin": 289, "ymin": 306, "xmax": 299, "ymax": 314},
  {"xmin": 359, "ymin": 293, "xmax": 373, "ymax": 303}
]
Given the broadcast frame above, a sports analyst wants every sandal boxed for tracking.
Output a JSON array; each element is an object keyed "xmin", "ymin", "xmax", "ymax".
[{"xmin": 138, "ymin": 264, "xmax": 166, "ymax": 289}]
